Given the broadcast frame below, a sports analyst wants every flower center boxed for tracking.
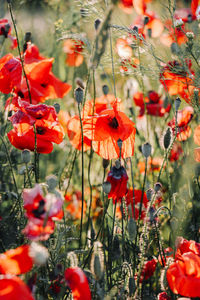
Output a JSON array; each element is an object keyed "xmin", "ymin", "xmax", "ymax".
[{"xmin": 109, "ymin": 117, "xmax": 119, "ymax": 129}]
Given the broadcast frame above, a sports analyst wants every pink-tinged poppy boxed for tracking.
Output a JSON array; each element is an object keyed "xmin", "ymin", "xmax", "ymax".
[
  {"xmin": 7, "ymin": 102, "xmax": 64, "ymax": 154},
  {"xmin": 194, "ymin": 125, "xmax": 200, "ymax": 146},
  {"xmin": 22, "ymin": 217, "xmax": 55, "ymax": 241},
  {"xmin": 167, "ymin": 252, "xmax": 200, "ymax": 298},
  {"xmin": 133, "ymin": 91, "xmax": 171, "ymax": 117},
  {"xmin": 0, "ymin": 245, "xmax": 33, "ymax": 275},
  {"xmin": 0, "ymin": 276, "xmax": 34, "ymax": 300},
  {"xmin": 64, "ymin": 267, "xmax": 91, "ymax": 300},
  {"xmin": 157, "ymin": 292, "xmax": 171, "ymax": 300},
  {"xmin": 125, "ymin": 188, "xmax": 148, "ymax": 219},
  {"xmin": 106, "ymin": 165, "xmax": 128, "ymax": 203},
  {"xmin": 168, "ymin": 106, "xmax": 193, "ymax": 142},
  {"xmin": 0, "ymin": 54, "xmax": 22, "ymax": 94},
  {"xmin": 63, "ymin": 39, "xmax": 84, "ymax": 67},
  {"xmin": 0, "ymin": 19, "xmax": 17, "ymax": 49},
  {"xmin": 169, "ymin": 142, "xmax": 183, "ymax": 162},
  {"xmin": 140, "ymin": 258, "xmax": 157, "ymax": 282},
  {"xmin": 194, "ymin": 147, "xmax": 200, "ymax": 162}
]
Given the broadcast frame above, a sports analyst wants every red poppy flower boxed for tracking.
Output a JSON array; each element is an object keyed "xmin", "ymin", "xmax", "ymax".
[
  {"xmin": 168, "ymin": 106, "xmax": 193, "ymax": 142},
  {"xmin": 157, "ymin": 292, "xmax": 171, "ymax": 300},
  {"xmin": 63, "ymin": 39, "xmax": 84, "ymax": 67},
  {"xmin": 0, "ymin": 276, "xmax": 34, "ymax": 300},
  {"xmin": 175, "ymin": 237, "xmax": 200, "ymax": 257},
  {"xmin": 191, "ymin": 0, "xmax": 200, "ymax": 19},
  {"xmin": 174, "ymin": 8, "xmax": 195, "ymax": 23},
  {"xmin": 160, "ymin": 21, "xmax": 188, "ymax": 47},
  {"xmin": 0, "ymin": 245, "xmax": 33, "ymax": 275},
  {"xmin": 167, "ymin": 252, "xmax": 200, "ymax": 298},
  {"xmin": 22, "ymin": 217, "xmax": 55, "ymax": 241},
  {"xmin": 160, "ymin": 60, "xmax": 194, "ymax": 102},
  {"xmin": 23, "ymin": 43, "xmax": 45, "ymax": 64},
  {"xmin": 169, "ymin": 142, "xmax": 183, "ymax": 162},
  {"xmin": 0, "ymin": 19, "xmax": 17, "ymax": 49},
  {"xmin": 140, "ymin": 258, "xmax": 157, "ymax": 282},
  {"xmin": 133, "ymin": 91, "xmax": 171, "ymax": 117},
  {"xmin": 7, "ymin": 102, "xmax": 64, "ymax": 154},
  {"xmin": 125, "ymin": 188, "xmax": 148, "ymax": 219},
  {"xmin": 64, "ymin": 267, "xmax": 91, "ymax": 300},
  {"xmin": 107, "ymin": 165, "xmax": 128, "ymax": 203},
  {"xmin": 0, "ymin": 54, "xmax": 22, "ymax": 94}
]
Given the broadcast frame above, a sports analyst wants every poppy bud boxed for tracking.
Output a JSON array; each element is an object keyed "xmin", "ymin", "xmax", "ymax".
[
  {"xmin": 175, "ymin": 97, "xmax": 181, "ymax": 111},
  {"xmin": 154, "ymin": 182, "xmax": 162, "ymax": 193},
  {"xmin": 24, "ymin": 32, "xmax": 32, "ymax": 43},
  {"xmin": 149, "ymin": 206, "xmax": 156, "ymax": 222},
  {"xmin": 163, "ymin": 127, "xmax": 172, "ymax": 149},
  {"xmin": 102, "ymin": 84, "xmax": 109, "ymax": 95},
  {"xmin": 94, "ymin": 19, "xmax": 101, "ymax": 30},
  {"xmin": 103, "ymin": 158, "xmax": 110, "ymax": 169},
  {"xmin": 74, "ymin": 87, "xmax": 84, "ymax": 104},
  {"xmin": 46, "ymin": 175, "xmax": 58, "ymax": 191},
  {"xmin": 128, "ymin": 218, "xmax": 137, "ymax": 240},
  {"xmin": 113, "ymin": 235, "xmax": 121, "ymax": 259},
  {"xmin": 91, "ymin": 253, "xmax": 103, "ymax": 280},
  {"xmin": 53, "ymin": 103, "xmax": 60, "ymax": 114},
  {"xmin": 142, "ymin": 142, "xmax": 152, "ymax": 158},
  {"xmin": 76, "ymin": 77, "xmax": 85, "ymax": 89},
  {"xmin": 102, "ymin": 181, "xmax": 111, "ymax": 194},
  {"xmin": 144, "ymin": 16, "xmax": 149, "ymax": 25},
  {"xmin": 146, "ymin": 188, "xmax": 154, "ymax": 201},
  {"xmin": 22, "ymin": 149, "xmax": 31, "ymax": 164},
  {"xmin": 129, "ymin": 277, "xmax": 136, "ymax": 296},
  {"xmin": 194, "ymin": 88, "xmax": 199, "ymax": 104}
]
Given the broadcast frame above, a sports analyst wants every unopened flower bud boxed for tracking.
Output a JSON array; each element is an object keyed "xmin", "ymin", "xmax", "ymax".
[
  {"xmin": 146, "ymin": 188, "xmax": 154, "ymax": 201},
  {"xmin": 142, "ymin": 142, "xmax": 152, "ymax": 158},
  {"xmin": 22, "ymin": 149, "xmax": 31, "ymax": 164},
  {"xmin": 129, "ymin": 277, "xmax": 136, "ymax": 296},
  {"xmin": 53, "ymin": 103, "xmax": 60, "ymax": 114},
  {"xmin": 55, "ymin": 263, "xmax": 63, "ymax": 276},
  {"xmin": 46, "ymin": 175, "xmax": 58, "ymax": 191},
  {"xmin": 102, "ymin": 84, "xmax": 109, "ymax": 95},
  {"xmin": 128, "ymin": 218, "xmax": 137, "ymax": 240},
  {"xmin": 186, "ymin": 31, "xmax": 194, "ymax": 40},
  {"xmin": 103, "ymin": 158, "xmax": 110, "ymax": 169},
  {"xmin": 102, "ymin": 181, "xmax": 111, "ymax": 194},
  {"xmin": 93, "ymin": 254, "xmax": 103, "ymax": 280},
  {"xmin": 163, "ymin": 127, "xmax": 172, "ymax": 149},
  {"xmin": 74, "ymin": 87, "xmax": 84, "ymax": 104},
  {"xmin": 154, "ymin": 182, "xmax": 162, "ymax": 193},
  {"xmin": 94, "ymin": 19, "xmax": 101, "ymax": 30},
  {"xmin": 24, "ymin": 32, "xmax": 31, "ymax": 43},
  {"xmin": 175, "ymin": 97, "xmax": 181, "ymax": 111},
  {"xmin": 76, "ymin": 77, "xmax": 85, "ymax": 89}
]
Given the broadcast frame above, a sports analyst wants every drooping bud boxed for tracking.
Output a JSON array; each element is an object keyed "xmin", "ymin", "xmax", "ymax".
[
  {"xmin": 102, "ymin": 84, "xmax": 109, "ymax": 95},
  {"xmin": 102, "ymin": 181, "xmax": 111, "ymax": 194},
  {"xmin": 142, "ymin": 142, "xmax": 152, "ymax": 158},
  {"xmin": 22, "ymin": 149, "xmax": 31, "ymax": 164},
  {"xmin": 94, "ymin": 19, "xmax": 101, "ymax": 31},
  {"xmin": 163, "ymin": 127, "xmax": 172, "ymax": 149},
  {"xmin": 74, "ymin": 87, "xmax": 84, "ymax": 104},
  {"xmin": 46, "ymin": 175, "xmax": 58, "ymax": 191},
  {"xmin": 128, "ymin": 218, "xmax": 137, "ymax": 240},
  {"xmin": 146, "ymin": 188, "xmax": 154, "ymax": 201},
  {"xmin": 154, "ymin": 182, "xmax": 162, "ymax": 193},
  {"xmin": 53, "ymin": 103, "xmax": 60, "ymax": 114},
  {"xmin": 175, "ymin": 97, "xmax": 181, "ymax": 111}
]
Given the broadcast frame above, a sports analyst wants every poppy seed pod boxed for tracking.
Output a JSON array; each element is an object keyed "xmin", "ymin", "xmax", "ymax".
[
  {"xmin": 92, "ymin": 253, "xmax": 103, "ymax": 280},
  {"xmin": 102, "ymin": 181, "xmax": 111, "ymax": 194},
  {"xmin": 22, "ymin": 149, "xmax": 31, "ymax": 164},
  {"xmin": 154, "ymin": 182, "xmax": 162, "ymax": 193},
  {"xmin": 74, "ymin": 87, "xmax": 84, "ymax": 104},
  {"xmin": 94, "ymin": 19, "xmax": 101, "ymax": 31},
  {"xmin": 146, "ymin": 188, "xmax": 154, "ymax": 201},
  {"xmin": 24, "ymin": 32, "xmax": 32, "ymax": 43},
  {"xmin": 175, "ymin": 97, "xmax": 181, "ymax": 111},
  {"xmin": 46, "ymin": 175, "xmax": 58, "ymax": 191},
  {"xmin": 53, "ymin": 103, "xmax": 60, "ymax": 114},
  {"xmin": 142, "ymin": 142, "xmax": 152, "ymax": 158},
  {"xmin": 102, "ymin": 84, "xmax": 109, "ymax": 95},
  {"xmin": 163, "ymin": 127, "xmax": 172, "ymax": 149}
]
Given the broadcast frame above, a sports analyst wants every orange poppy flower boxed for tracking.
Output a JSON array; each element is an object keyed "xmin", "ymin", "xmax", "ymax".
[
  {"xmin": 125, "ymin": 188, "xmax": 148, "ymax": 219},
  {"xmin": 116, "ymin": 38, "xmax": 133, "ymax": 60},
  {"xmin": 160, "ymin": 21, "xmax": 188, "ymax": 47},
  {"xmin": 138, "ymin": 157, "xmax": 163, "ymax": 173},
  {"xmin": 107, "ymin": 165, "xmax": 128, "ymax": 203},
  {"xmin": 160, "ymin": 60, "xmax": 194, "ymax": 102},
  {"xmin": 0, "ymin": 245, "xmax": 33, "ymax": 275},
  {"xmin": 169, "ymin": 142, "xmax": 183, "ymax": 162},
  {"xmin": 194, "ymin": 147, "xmax": 200, "ymax": 162},
  {"xmin": 168, "ymin": 106, "xmax": 193, "ymax": 142},
  {"xmin": 58, "ymin": 110, "xmax": 71, "ymax": 133},
  {"xmin": 64, "ymin": 267, "xmax": 91, "ymax": 300},
  {"xmin": 194, "ymin": 125, "xmax": 200, "ymax": 146},
  {"xmin": 0, "ymin": 19, "xmax": 17, "ymax": 49},
  {"xmin": 133, "ymin": 91, "xmax": 171, "ymax": 117},
  {"xmin": 63, "ymin": 39, "xmax": 84, "ymax": 67},
  {"xmin": 167, "ymin": 252, "xmax": 200, "ymax": 298},
  {"xmin": 22, "ymin": 217, "xmax": 55, "ymax": 241},
  {"xmin": 65, "ymin": 191, "xmax": 87, "ymax": 220},
  {"xmin": 7, "ymin": 102, "xmax": 64, "ymax": 154},
  {"xmin": 0, "ymin": 54, "xmax": 22, "ymax": 94},
  {"xmin": 0, "ymin": 276, "xmax": 34, "ymax": 300}
]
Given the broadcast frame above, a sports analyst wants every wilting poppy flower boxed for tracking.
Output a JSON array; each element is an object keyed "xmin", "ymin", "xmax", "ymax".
[
  {"xmin": 139, "ymin": 258, "xmax": 157, "ymax": 282},
  {"xmin": 168, "ymin": 106, "xmax": 193, "ymax": 142},
  {"xmin": 0, "ymin": 245, "xmax": 33, "ymax": 275},
  {"xmin": 7, "ymin": 102, "xmax": 64, "ymax": 154},
  {"xmin": 0, "ymin": 54, "xmax": 22, "ymax": 94},
  {"xmin": 0, "ymin": 276, "xmax": 34, "ymax": 300},
  {"xmin": 169, "ymin": 142, "xmax": 183, "ymax": 162},
  {"xmin": 157, "ymin": 292, "xmax": 171, "ymax": 300},
  {"xmin": 160, "ymin": 60, "xmax": 194, "ymax": 102},
  {"xmin": 125, "ymin": 188, "xmax": 148, "ymax": 219},
  {"xmin": 63, "ymin": 39, "xmax": 84, "ymax": 67},
  {"xmin": 0, "ymin": 19, "xmax": 17, "ymax": 49},
  {"xmin": 107, "ymin": 165, "xmax": 128, "ymax": 202},
  {"xmin": 133, "ymin": 91, "xmax": 171, "ymax": 117},
  {"xmin": 64, "ymin": 267, "xmax": 91, "ymax": 300},
  {"xmin": 167, "ymin": 252, "xmax": 200, "ymax": 297}
]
